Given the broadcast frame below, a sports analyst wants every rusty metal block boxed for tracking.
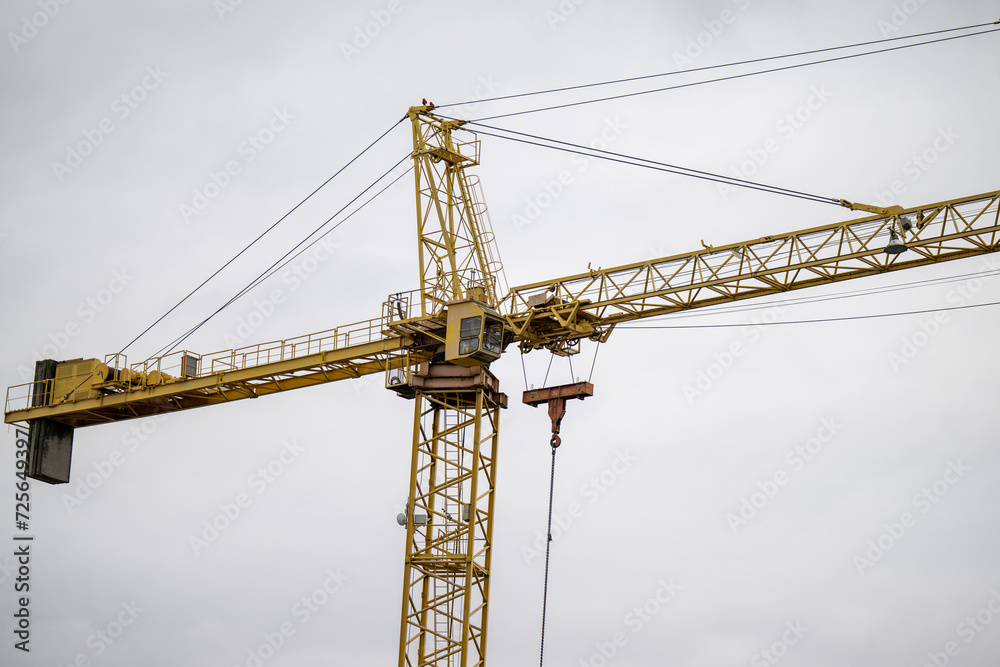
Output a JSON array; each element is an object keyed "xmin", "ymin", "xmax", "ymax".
[{"xmin": 522, "ymin": 381, "xmax": 594, "ymax": 407}]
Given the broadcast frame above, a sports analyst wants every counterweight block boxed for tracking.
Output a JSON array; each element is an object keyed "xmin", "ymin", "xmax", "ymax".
[{"xmin": 26, "ymin": 359, "xmax": 76, "ymax": 484}]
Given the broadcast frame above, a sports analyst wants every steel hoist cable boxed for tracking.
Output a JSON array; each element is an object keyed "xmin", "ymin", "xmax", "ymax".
[
  {"xmin": 538, "ymin": 434, "xmax": 559, "ymax": 667},
  {"xmin": 588, "ymin": 341, "xmax": 601, "ymax": 384},
  {"xmin": 528, "ymin": 381, "xmax": 594, "ymax": 666}
]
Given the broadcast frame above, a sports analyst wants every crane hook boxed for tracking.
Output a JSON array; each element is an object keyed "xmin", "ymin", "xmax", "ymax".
[
  {"xmin": 547, "ymin": 398, "xmax": 566, "ymax": 449},
  {"xmin": 522, "ymin": 381, "xmax": 595, "ymax": 450}
]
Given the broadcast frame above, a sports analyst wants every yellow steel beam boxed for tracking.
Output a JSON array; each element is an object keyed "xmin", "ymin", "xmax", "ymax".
[
  {"xmin": 6, "ymin": 330, "xmax": 417, "ymax": 428},
  {"xmin": 838, "ymin": 199, "xmax": 906, "ymax": 216},
  {"xmin": 409, "ymin": 108, "xmax": 507, "ymax": 314},
  {"xmin": 397, "ymin": 366, "xmax": 502, "ymax": 667},
  {"xmin": 503, "ymin": 190, "xmax": 1000, "ymax": 352},
  {"xmin": 6, "ymin": 103, "xmax": 998, "ymax": 667}
]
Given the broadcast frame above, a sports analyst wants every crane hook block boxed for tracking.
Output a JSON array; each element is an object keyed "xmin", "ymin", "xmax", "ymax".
[{"xmin": 522, "ymin": 382, "xmax": 594, "ymax": 449}]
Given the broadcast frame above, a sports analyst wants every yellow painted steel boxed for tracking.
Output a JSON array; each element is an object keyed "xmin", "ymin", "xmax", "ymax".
[
  {"xmin": 444, "ymin": 299, "xmax": 504, "ymax": 366},
  {"xmin": 5, "ymin": 315, "xmax": 418, "ymax": 427},
  {"xmin": 408, "ymin": 107, "xmax": 507, "ymax": 315},
  {"xmin": 397, "ymin": 369, "xmax": 503, "ymax": 667},
  {"xmin": 503, "ymin": 190, "xmax": 1000, "ymax": 355},
  {"xmin": 5, "ymin": 108, "xmax": 1000, "ymax": 667}
]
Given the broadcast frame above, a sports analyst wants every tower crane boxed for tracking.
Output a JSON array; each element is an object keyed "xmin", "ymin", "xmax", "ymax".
[{"xmin": 6, "ymin": 105, "xmax": 1000, "ymax": 666}]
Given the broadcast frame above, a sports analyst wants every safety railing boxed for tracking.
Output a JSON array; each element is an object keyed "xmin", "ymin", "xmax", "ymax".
[
  {"xmin": 132, "ymin": 315, "xmax": 391, "ymax": 379},
  {"xmin": 5, "ymin": 314, "xmax": 395, "ymax": 415}
]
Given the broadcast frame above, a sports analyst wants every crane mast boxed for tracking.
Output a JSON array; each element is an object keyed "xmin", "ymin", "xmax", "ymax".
[
  {"xmin": 396, "ymin": 107, "xmax": 508, "ymax": 667},
  {"xmin": 409, "ymin": 105, "xmax": 507, "ymax": 315},
  {"xmin": 4, "ymin": 107, "xmax": 1000, "ymax": 666}
]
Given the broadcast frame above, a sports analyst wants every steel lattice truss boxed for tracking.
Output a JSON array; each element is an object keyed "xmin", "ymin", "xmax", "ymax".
[
  {"xmin": 399, "ymin": 386, "xmax": 501, "ymax": 667},
  {"xmin": 4, "ymin": 106, "xmax": 1000, "ymax": 667},
  {"xmin": 503, "ymin": 191, "xmax": 1000, "ymax": 354},
  {"xmin": 411, "ymin": 110, "xmax": 507, "ymax": 316}
]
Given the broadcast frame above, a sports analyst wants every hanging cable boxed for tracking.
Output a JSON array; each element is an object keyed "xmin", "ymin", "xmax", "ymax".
[
  {"xmin": 119, "ymin": 22, "xmax": 1000, "ymax": 359},
  {"xmin": 465, "ymin": 122, "xmax": 842, "ymax": 206},
  {"xmin": 156, "ymin": 157, "xmax": 411, "ymax": 357},
  {"xmin": 521, "ymin": 352, "xmax": 530, "ymax": 391},
  {"xmin": 119, "ymin": 116, "xmax": 406, "ymax": 357},
  {"xmin": 538, "ymin": 436, "xmax": 559, "ymax": 667},
  {"xmin": 542, "ymin": 353, "xmax": 554, "ymax": 387},
  {"xmin": 154, "ymin": 157, "xmax": 412, "ymax": 357},
  {"xmin": 588, "ymin": 341, "xmax": 601, "ymax": 384},
  {"xmin": 459, "ymin": 26, "xmax": 1000, "ymax": 122},
  {"xmin": 432, "ymin": 21, "xmax": 999, "ymax": 111},
  {"xmin": 634, "ymin": 267, "xmax": 1000, "ymax": 324},
  {"xmin": 618, "ymin": 299, "xmax": 1000, "ymax": 330}
]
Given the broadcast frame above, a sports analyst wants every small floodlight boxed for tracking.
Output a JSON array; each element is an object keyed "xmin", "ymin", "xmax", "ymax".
[{"xmin": 884, "ymin": 229, "xmax": 908, "ymax": 255}]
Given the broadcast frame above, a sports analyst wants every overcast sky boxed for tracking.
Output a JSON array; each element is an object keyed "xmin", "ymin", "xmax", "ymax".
[{"xmin": 2, "ymin": 1, "xmax": 1000, "ymax": 665}]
